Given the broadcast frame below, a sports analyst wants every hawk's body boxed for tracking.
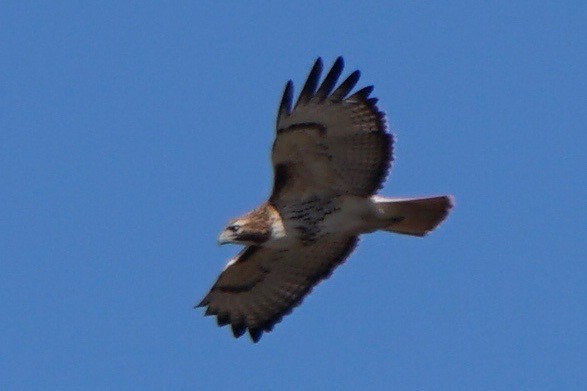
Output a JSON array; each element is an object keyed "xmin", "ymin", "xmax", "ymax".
[{"xmin": 198, "ymin": 58, "xmax": 454, "ymax": 342}]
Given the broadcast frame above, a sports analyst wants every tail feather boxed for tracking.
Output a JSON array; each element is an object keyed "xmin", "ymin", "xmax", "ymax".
[{"xmin": 375, "ymin": 195, "xmax": 454, "ymax": 237}]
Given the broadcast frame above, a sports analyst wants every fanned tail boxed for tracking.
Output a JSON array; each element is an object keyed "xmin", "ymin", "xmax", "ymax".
[{"xmin": 374, "ymin": 195, "xmax": 454, "ymax": 236}]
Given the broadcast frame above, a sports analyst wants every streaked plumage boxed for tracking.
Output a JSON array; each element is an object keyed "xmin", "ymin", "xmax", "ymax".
[{"xmin": 197, "ymin": 57, "xmax": 454, "ymax": 342}]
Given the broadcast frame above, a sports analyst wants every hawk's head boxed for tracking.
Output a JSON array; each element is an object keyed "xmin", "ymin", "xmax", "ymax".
[{"xmin": 218, "ymin": 205, "xmax": 282, "ymax": 246}]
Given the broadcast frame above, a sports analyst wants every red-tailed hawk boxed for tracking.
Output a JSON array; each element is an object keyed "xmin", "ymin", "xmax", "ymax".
[{"xmin": 197, "ymin": 57, "xmax": 453, "ymax": 342}]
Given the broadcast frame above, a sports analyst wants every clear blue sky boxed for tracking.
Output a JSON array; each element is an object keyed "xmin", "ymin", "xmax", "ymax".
[{"xmin": 1, "ymin": 2, "xmax": 586, "ymax": 390}]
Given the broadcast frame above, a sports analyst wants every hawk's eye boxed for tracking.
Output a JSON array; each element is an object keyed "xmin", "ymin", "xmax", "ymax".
[{"xmin": 227, "ymin": 224, "xmax": 240, "ymax": 232}]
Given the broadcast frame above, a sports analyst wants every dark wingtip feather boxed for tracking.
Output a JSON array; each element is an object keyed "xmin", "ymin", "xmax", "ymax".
[
  {"xmin": 295, "ymin": 58, "xmax": 323, "ymax": 107},
  {"xmin": 204, "ymin": 306, "xmax": 217, "ymax": 316},
  {"xmin": 263, "ymin": 321, "xmax": 275, "ymax": 332},
  {"xmin": 195, "ymin": 296, "xmax": 209, "ymax": 308},
  {"xmin": 353, "ymin": 85, "xmax": 374, "ymax": 98},
  {"xmin": 249, "ymin": 328, "xmax": 262, "ymax": 343},
  {"xmin": 277, "ymin": 80, "xmax": 294, "ymax": 124},
  {"xmin": 315, "ymin": 57, "xmax": 345, "ymax": 100},
  {"xmin": 231, "ymin": 323, "xmax": 246, "ymax": 338},
  {"xmin": 331, "ymin": 70, "xmax": 361, "ymax": 101},
  {"xmin": 216, "ymin": 312, "xmax": 230, "ymax": 326}
]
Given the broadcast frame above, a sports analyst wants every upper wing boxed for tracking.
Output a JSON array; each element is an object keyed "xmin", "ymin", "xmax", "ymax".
[
  {"xmin": 271, "ymin": 57, "xmax": 393, "ymax": 204},
  {"xmin": 197, "ymin": 235, "xmax": 358, "ymax": 342}
]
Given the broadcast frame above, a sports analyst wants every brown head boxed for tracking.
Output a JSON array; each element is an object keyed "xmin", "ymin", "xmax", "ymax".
[{"xmin": 218, "ymin": 206, "xmax": 278, "ymax": 246}]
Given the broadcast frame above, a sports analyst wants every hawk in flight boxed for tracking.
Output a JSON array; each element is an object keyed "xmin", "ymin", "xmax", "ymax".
[{"xmin": 197, "ymin": 57, "xmax": 453, "ymax": 342}]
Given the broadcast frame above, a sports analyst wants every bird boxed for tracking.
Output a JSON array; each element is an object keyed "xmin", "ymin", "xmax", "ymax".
[{"xmin": 197, "ymin": 57, "xmax": 454, "ymax": 342}]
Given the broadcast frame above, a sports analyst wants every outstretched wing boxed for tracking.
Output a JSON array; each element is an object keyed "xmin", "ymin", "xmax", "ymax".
[
  {"xmin": 197, "ymin": 235, "xmax": 358, "ymax": 342},
  {"xmin": 271, "ymin": 57, "xmax": 393, "ymax": 205}
]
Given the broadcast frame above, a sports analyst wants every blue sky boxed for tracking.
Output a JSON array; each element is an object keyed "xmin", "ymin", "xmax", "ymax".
[{"xmin": 1, "ymin": 2, "xmax": 586, "ymax": 390}]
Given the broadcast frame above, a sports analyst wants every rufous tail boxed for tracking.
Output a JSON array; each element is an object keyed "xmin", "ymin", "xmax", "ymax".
[{"xmin": 375, "ymin": 195, "xmax": 454, "ymax": 237}]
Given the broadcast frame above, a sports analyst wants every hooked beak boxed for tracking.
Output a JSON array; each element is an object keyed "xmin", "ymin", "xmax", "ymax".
[{"xmin": 217, "ymin": 230, "xmax": 233, "ymax": 246}]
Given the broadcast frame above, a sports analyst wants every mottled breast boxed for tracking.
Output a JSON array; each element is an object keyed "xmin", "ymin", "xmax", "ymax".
[{"xmin": 277, "ymin": 197, "xmax": 343, "ymax": 243}]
